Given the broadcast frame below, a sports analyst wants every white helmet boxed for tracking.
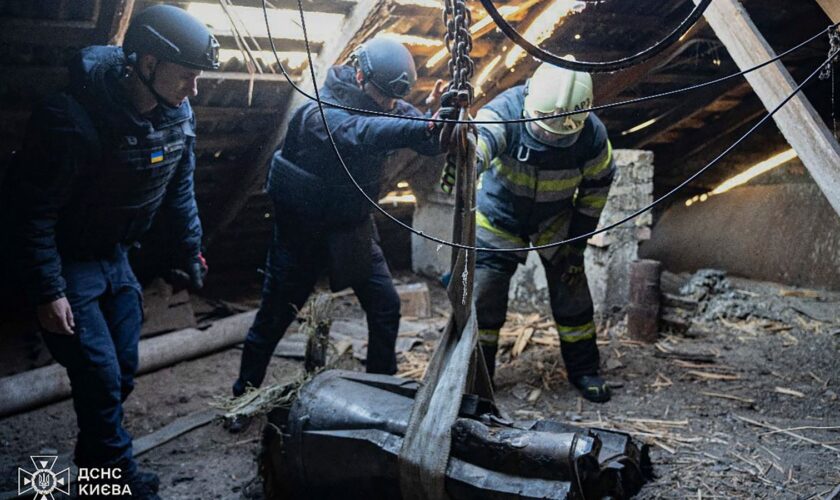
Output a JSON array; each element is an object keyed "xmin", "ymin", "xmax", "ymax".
[{"xmin": 523, "ymin": 60, "xmax": 593, "ymax": 147}]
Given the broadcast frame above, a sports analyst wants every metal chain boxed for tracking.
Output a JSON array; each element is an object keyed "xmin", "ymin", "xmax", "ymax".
[
  {"xmin": 445, "ymin": 0, "xmax": 475, "ymax": 99},
  {"xmin": 819, "ymin": 26, "xmax": 839, "ymax": 81},
  {"xmin": 439, "ymin": 0, "xmax": 475, "ymax": 194},
  {"xmin": 821, "ymin": 26, "xmax": 840, "ymax": 140}
]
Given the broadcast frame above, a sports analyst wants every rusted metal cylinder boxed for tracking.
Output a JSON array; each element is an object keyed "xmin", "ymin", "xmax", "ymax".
[{"xmin": 627, "ymin": 259, "xmax": 661, "ymax": 342}]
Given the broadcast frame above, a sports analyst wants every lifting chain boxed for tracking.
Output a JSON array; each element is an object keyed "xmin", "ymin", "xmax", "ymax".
[
  {"xmin": 438, "ymin": 0, "xmax": 475, "ymax": 194},
  {"xmin": 443, "ymin": 0, "xmax": 475, "ymax": 101},
  {"xmin": 818, "ymin": 25, "xmax": 840, "ymax": 81},
  {"xmin": 820, "ymin": 26, "xmax": 840, "ymax": 140}
]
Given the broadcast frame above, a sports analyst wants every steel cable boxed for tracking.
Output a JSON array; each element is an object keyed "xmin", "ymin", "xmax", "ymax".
[
  {"xmin": 275, "ymin": 0, "xmax": 838, "ymax": 254},
  {"xmin": 262, "ymin": 0, "xmax": 838, "ymax": 126},
  {"xmin": 479, "ymin": 0, "xmax": 712, "ymax": 72}
]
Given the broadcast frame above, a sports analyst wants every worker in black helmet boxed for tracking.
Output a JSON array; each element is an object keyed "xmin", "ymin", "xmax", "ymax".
[
  {"xmin": 4, "ymin": 5, "xmax": 218, "ymax": 498},
  {"xmin": 228, "ymin": 37, "xmax": 444, "ymax": 432}
]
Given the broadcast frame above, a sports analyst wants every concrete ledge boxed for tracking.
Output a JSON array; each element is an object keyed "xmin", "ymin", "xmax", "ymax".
[{"xmin": 641, "ymin": 182, "xmax": 840, "ymax": 291}]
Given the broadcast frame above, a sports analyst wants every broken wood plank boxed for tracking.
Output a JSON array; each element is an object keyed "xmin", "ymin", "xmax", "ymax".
[
  {"xmin": 134, "ymin": 409, "xmax": 220, "ymax": 456},
  {"xmin": 773, "ymin": 386, "xmax": 806, "ymax": 398},
  {"xmin": 700, "ymin": 391, "xmax": 756, "ymax": 404},
  {"xmin": 653, "ymin": 350, "xmax": 717, "ymax": 363},
  {"xmin": 735, "ymin": 415, "xmax": 840, "ymax": 452},
  {"xmin": 694, "ymin": 0, "xmax": 840, "ymax": 217},
  {"xmin": 686, "ymin": 370, "xmax": 740, "ymax": 381},
  {"xmin": 396, "ymin": 282, "xmax": 432, "ymax": 318}
]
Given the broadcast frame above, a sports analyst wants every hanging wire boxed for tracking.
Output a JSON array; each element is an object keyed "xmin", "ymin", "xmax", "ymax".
[
  {"xmin": 477, "ymin": 0, "xmax": 712, "ymax": 72},
  {"xmin": 278, "ymin": 0, "xmax": 839, "ymax": 254},
  {"xmin": 261, "ymin": 0, "xmax": 839, "ymax": 127}
]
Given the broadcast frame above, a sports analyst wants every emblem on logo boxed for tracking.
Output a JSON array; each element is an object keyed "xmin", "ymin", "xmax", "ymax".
[{"xmin": 18, "ymin": 456, "xmax": 70, "ymax": 499}]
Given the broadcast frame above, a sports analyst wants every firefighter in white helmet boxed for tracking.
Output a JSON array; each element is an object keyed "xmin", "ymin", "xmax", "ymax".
[{"xmin": 443, "ymin": 61, "xmax": 615, "ymax": 402}]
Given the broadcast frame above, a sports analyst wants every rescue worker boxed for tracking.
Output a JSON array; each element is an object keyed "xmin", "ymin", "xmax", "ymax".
[
  {"xmin": 444, "ymin": 62, "xmax": 615, "ymax": 402},
  {"xmin": 229, "ymin": 37, "xmax": 441, "ymax": 430},
  {"xmin": 6, "ymin": 5, "xmax": 217, "ymax": 497}
]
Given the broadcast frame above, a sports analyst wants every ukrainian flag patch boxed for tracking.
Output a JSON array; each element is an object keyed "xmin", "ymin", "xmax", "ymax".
[{"xmin": 150, "ymin": 149, "xmax": 164, "ymax": 164}]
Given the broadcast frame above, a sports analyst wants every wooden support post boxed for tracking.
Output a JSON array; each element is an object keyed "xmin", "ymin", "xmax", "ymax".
[
  {"xmin": 694, "ymin": 0, "xmax": 840, "ymax": 217},
  {"xmin": 816, "ymin": 0, "xmax": 840, "ymax": 23},
  {"xmin": 206, "ymin": 0, "xmax": 385, "ymax": 246},
  {"xmin": 627, "ymin": 259, "xmax": 661, "ymax": 343}
]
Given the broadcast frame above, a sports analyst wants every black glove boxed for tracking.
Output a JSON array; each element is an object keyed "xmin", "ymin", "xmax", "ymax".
[
  {"xmin": 562, "ymin": 246, "xmax": 586, "ymax": 288},
  {"xmin": 170, "ymin": 253, "xmax": 208, "ymax": 290}
]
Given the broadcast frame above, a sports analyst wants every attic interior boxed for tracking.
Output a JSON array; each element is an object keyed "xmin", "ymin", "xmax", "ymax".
[{"xmin": 0, "ymin": 0, "xmax": 839, "ymax": 498}]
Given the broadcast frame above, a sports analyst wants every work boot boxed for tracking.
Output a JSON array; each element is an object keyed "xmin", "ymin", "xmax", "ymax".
[
  {"xmin": 570, "ymin": 374, "xmax": 612, "ymax": 403},
  {"xmin": 225, "ymin": 414, "xmax": 252, "ymax": 434},
  {"xmin": 126, "ymin": 470, "xmax": 161, "ymax": 499}
]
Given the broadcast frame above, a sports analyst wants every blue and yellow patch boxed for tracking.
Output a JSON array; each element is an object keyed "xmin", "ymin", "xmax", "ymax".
[{"xmin": 150, "ymin": 149, "xmax": 164, "ymax": 164}]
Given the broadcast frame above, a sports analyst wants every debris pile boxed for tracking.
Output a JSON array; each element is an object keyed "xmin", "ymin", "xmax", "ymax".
[{"xmin": 661, "ymin": 269, "xmax": 840, "ymax": 336}]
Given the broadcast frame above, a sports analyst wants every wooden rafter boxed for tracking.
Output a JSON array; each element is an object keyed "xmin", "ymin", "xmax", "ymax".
[
  {"xmin": 815, "ymin": 0, "xmax": 840, "ymax": 23},
  {"xmin": 694, "ymin": 0, "xmax": 840, "ymax": 216},
  {"xmin": 206, "ymin": 0, "xmax": 387, "ymax": 246}
]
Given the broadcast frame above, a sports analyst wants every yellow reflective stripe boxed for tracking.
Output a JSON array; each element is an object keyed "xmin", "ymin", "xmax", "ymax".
[
  {"xmin": 583, "ymin": 141, "xmax": 613, "ymax": 178},
  {"xmin": 535, "ymin": 213, "xmax": 570, "ymax": 247},
  {"xmin": 476, "ymin": 109, "xmax": 507, "ymax": 153},
  {"xmin": 577, "ymin": 192, "xmax": 608, "ymax": 210},
  {"xmin": 556, "ymin": 321, "xmax": 596, "ymax": 343},
  {"xmin": 477, "ymin": 139, "xmax": 492, "ymax": 172},
  {"xmin": 492, "ymin": 159, "xmax": 535, "ymax": 190},
  {"xmin": 478, "ymin": 329, "xmax": 500, "ymax": 345},
  {"xmin": 536, "ymin": 173, "xmax": 582, "ymax": 194},
  {"xmin": 476, "ymin": 210, "xmax": 526, "ymax": 246}
]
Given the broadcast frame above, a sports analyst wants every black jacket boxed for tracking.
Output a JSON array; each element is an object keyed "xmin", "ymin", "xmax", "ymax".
[
  {"xmin": 7, "ymin": 46, "xmax": 202, "ymax": 303},
  {"xmin": 267, "ymin": 65, "xmax": 438, "ymax": 226}
]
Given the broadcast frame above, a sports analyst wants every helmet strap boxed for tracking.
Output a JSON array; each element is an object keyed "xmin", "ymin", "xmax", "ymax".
[{"xmin": 135, "ymin": 59, "xmax": 179, "ymax": 111}]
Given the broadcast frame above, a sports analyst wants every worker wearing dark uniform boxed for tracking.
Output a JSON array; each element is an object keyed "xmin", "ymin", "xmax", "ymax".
[
  {"xmin": 230, "ymin": 38, "xmax": 440, "ymax": 427},
  {"xmin": 445, "ymin": 62, "xmax": 615, "ymax": 402},
  {"xmin": 6, "ymin": 6, "xmax": 218, "ymax": 497}
]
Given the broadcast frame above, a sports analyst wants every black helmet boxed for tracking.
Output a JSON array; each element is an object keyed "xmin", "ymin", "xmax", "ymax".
[
  {"xmin": 351, "ymin": 37, "xmax": 417, "ymax": 99},
  {"xmin": 123, "ymin": 5, "xmax": 220, "ymax": 71}
]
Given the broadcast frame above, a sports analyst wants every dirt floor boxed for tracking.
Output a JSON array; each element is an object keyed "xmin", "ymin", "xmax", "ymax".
[{"xmin": 1, "ymin": 271, "xmax": 838, "ymax": 499}]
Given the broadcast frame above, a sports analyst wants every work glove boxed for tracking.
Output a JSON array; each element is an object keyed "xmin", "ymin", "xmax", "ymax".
[
  {"xmin": 561, "ymin": 246, "xmax": 586, "ymax": 288},
  {"xmin": 438, "ymin": 89, "xmax": 480, "ymax": 195},
  {"xmin": 170, "ymin": 252, "xmax": 208, "ymax": 291}
]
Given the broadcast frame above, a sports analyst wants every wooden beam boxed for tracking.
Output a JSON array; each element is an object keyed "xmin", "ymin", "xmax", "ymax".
[
  {"xmin": 657, "ymin": 96, "xmax": 765, "ymax": 170},
  {"xmin": 695, "ymin": 0, "xmax": 840, "ymax": 216},
  {"xmin": 184, "ymin": 0, "xmax": 356, "ymax": 15},
  {"xmin": 198, "ymin": 71, "xmax": 293, "ymax": 82},
  {"xmin": 212, "ymin": 32, "xmax": 323, "ymax": 53},
  {"xmin": 0, "ymin": 18, "xmax": 98, "ymax": 46},
  {"xmin": 206, "ymin": 0, "xmax": 387, "ymax": 246},
  {"xmin": 816, "ymin": 0, "xmax": 840, "ymax": 23},
  {"xmin": 622, "ymin": 82, "xmax": 750, "ymax": 149},
  {"xmin": 105, "ymin": 0, "xmax": 136, "ymax": 45}
]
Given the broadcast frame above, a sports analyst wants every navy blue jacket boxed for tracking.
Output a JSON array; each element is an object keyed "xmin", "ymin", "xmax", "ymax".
[
  {"xmin": 474, "ymin": 85, "xmax": 614, "ymax": 261},
  {"xmin": 10, "ymin": 46, "xmax": 202, "ymax": 303},
  {"xmin": 267, "ymin": 65, "xmax": 438, "ymax": 226}
]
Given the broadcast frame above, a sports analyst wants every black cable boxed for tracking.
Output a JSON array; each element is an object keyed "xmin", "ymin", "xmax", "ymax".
[
  {"xmin": 291, "ymin": 0, "xmax": 836, "ymax": 254},
  {"xmin": 262, "ymin": 0, "xmax": 838, "ymax": 126},
  {"xmin": 479, "ymin": 0, "xmax": 712, "ymax": 72}
]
